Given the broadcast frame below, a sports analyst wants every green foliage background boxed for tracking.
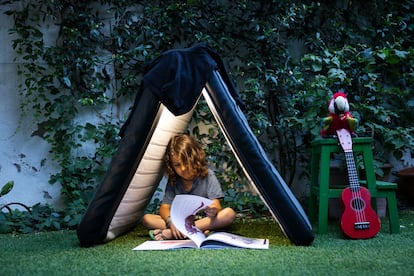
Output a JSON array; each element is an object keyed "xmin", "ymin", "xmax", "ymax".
[{"xmin": 1, "ymin": 0, "xmax": 413, "ymax": 232}]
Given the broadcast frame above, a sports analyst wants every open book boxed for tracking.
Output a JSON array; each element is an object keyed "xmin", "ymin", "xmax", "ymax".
[{"xmin": 133, "ymin": 195, "xmax": 269, "ymax": 250}]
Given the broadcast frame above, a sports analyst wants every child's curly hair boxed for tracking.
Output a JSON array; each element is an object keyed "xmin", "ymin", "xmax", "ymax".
[{"xmin": 164, "ymin": 134, "xmax": 209, "ymax": 185}]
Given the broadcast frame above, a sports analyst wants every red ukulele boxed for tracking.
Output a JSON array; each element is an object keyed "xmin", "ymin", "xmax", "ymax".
[{"xmin": 336, "ymin": 128, "xmax": 380, "ymax": 239}]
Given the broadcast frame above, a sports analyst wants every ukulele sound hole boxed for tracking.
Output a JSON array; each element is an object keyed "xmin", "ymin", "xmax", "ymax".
[{"xmin": 350, "ymin": 198, "xmax": 366, "ymax": 211}]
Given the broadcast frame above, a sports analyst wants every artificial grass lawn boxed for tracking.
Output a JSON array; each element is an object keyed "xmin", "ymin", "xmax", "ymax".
[{"xmin": 1, "ymin": 210, "xmax": 413, "ymax": 276}]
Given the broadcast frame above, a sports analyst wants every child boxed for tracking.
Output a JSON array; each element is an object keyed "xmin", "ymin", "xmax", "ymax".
[{"xmin": 142, "ymin": 133, "xmax": 236, "ymax": 240}]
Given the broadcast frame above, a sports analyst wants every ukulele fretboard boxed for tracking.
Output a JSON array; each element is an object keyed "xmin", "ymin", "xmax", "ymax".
[{"xmin": 344, "ymin": 151, "xmax": 360, "ymax": 192}]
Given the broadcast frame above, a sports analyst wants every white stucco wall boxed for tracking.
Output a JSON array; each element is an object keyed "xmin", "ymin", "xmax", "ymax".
[
  {"xmin": 0, "ymin": 7, "xmax": 63, "ymax": 208},
  {"xmin": 0, "ymin": 4, "xmax": 144, "ymax": 210}
]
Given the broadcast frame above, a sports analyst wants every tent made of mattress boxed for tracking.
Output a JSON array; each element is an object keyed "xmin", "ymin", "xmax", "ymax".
[{"xmin": 77, "ymin": 43, "xmax": 314, "ymax": 247}]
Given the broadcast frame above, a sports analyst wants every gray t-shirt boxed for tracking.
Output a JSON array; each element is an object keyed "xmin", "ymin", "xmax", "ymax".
[{"xmin": 162, "ymin": 169, "xmax": 224, "ymax": 205}]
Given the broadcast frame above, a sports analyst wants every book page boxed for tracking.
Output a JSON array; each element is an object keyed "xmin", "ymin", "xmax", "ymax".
[
  {"xmin": 202, "ymin": 232, "xmax": 269, "ymax": 249},
  {"xmin": 170, "ymin": 195, "xmax": 213, "ymax": 248},
  {"xmin": 133, "ymin": 240, "xmax": 197, "ymax": 250}
]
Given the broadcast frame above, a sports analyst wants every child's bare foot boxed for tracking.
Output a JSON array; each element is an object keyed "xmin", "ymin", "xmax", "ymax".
[{"xmin": 149, "ymin": 229, "xmax": 173, "ymax": 240}]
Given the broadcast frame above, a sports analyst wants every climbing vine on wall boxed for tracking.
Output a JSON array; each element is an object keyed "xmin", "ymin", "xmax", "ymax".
[{"xmin": 1, "ymin": 0, "xmax": 414, "ymax": 232}]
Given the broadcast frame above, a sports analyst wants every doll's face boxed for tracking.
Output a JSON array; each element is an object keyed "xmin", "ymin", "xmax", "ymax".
[{"xmin": 171, "ymin": 156, "xmax": 197, "ymax": 181}]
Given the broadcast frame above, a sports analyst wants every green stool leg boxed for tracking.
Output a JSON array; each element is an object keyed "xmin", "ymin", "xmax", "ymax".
[
  {"xmin": 308, "ymin": 190, "xmax": 317, "ymax": 223},
  {"xmin": 318, "ymin": 194, "xmax": 329, "ymax": 234},
  {"xmin": 317, "ymin": 145, "xmax": 332, "ymax": 234},
  {"xmin": 308, "ymin": 143, "xmax": 320, "ymax": 223},
  {"xmin": 386, "ymin": 192, "xmax": 400, "ymax": 234}
]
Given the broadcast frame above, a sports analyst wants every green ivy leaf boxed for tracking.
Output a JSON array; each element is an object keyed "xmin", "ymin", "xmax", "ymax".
[
  {"xmin": 376, "ymin": 51, "xmax": 387, "ymax": 60},
  {"xmin": 328, "ymin": 68, "xmax": 346, "ymax": 81},
  {"xmin": 312, "ymin": 63, "xmax": 322, "ymax": 72},
  {"xmin": 0, "ymin": 181, "xmax": 14, "ymax": 197},
  {"xmin": 63, "ymin": 76, "xmax": 71, "ymax": 88},
  {"xmin": 394, "ymin": 49, "xmax": 408, "ymax": 59}
]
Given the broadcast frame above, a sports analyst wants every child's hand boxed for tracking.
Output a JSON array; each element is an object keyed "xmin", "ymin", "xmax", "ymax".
[
  {"xmin": 205, "ymin": 199, "xmax": 222, "ymax": 218},
  {"xmin": 205, "ymin": 206, "xmax": 218, "ymax": 218},
  {"xmin": 170, "ymin": 223, "xmax": 186, "ymax": 239}
]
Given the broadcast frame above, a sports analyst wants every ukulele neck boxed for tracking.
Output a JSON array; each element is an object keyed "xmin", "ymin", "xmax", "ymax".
[{"xmin": 344, "ymin": 151, "xmax": 360, "ymax": 191}]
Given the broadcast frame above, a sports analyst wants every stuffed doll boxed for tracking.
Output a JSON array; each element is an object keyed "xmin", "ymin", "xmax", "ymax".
[{"xmin": 320, "ymin": 92, "xmax": 358, "ymax": 137}]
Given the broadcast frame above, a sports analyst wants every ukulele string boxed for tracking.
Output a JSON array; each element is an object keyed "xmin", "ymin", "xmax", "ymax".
[
  {"xmin": 346, "ymin": 152, "xmax": 366, "ymax": 223},
  {"xmin": 348, "ymin": 153, "xmax": 364, "ymax": 223}
]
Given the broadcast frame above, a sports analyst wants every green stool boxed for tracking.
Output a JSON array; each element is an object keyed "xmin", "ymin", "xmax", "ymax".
[{"xmin": 308, "ymin": 137, "xmax": 400, "ymax": 234}]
